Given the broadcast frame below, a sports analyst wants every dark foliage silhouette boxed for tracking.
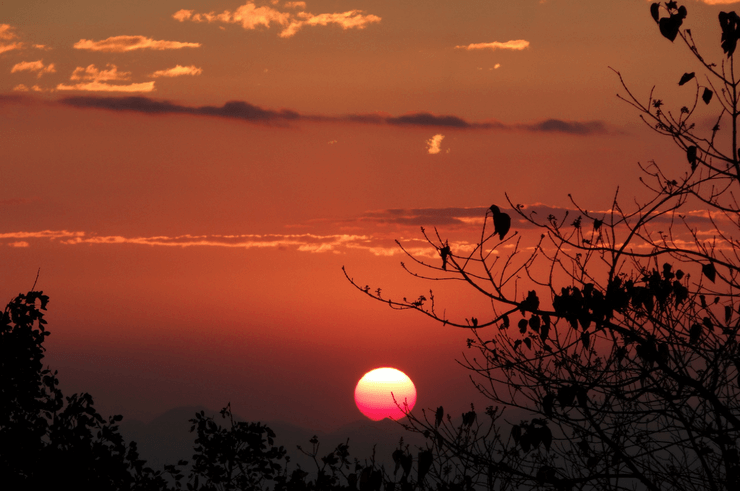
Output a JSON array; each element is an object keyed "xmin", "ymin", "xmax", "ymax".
[{"xmin": 344, "ymin": 3, "xmax": 740, "ymax": 490}]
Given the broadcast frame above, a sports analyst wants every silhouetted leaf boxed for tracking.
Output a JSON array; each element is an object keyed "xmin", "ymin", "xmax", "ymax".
[
  {"xmin": 518, "ymin": 319, "xmax": 528, "ymax": 334},
  {"xmin": 417, "ymin": 450, "xmax": 433, "ymax": 484},
  {"xmin": 725, "ymin": 305, "xmax": 732, "ymax": 323},
  {"xmin": 650, "ymin": 3, "xmax": 660, "ymax": 23},
  {"xmin": 511, "ymin": 424, "xmax": 521, "ymax": 443},
  {"xmin": 439, "ymin": 244, "xmax": 451, "ymax": 271},
  {"xmin": 523, "ymin": 338, "xmax": 532, "ymax": 350},
  {"xmin": 703, "ymin": 88, "xmax": 714, "ymax": 104},
  {"xmin": 581, "ymin": 331, "xmax": 590, "ymax": 349},
  {"xmin": 542, "ymin": 393, "xmax": 555, "ymax": 417},
  {"xmin": 702, "ymin": 262, "xmax": 717, "ymax": 283},
  {"xmin": 659, "ymin": 15, "xmax": 683, "ymax": 42},
  {"xmin": 687, "ymin": 145, "xmax": 697, "ymax": 169},
  {"xmin": 529, "ymin": 315, "xmax": 541, "ymax": 332},
  {"xmin": 678, "ymin": 72, "xmax": 695, "ymax": 85},
  {"xmin": 720, "ymin": 11, "xmax": 740, "ymax": 57},
  {"xmin": 435, "ymin": 406, "xmax": 444, "ymax": 427},
  {"xmin": 690, "ymin": 323, "xmax": 702, "ymax": 344},
  {"xmin": 593, "ymin": 218, "xmax": 602, "ymax": 231}
]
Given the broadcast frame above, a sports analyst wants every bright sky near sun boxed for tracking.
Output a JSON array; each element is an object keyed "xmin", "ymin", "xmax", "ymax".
[{"xmin": 1, "ymin": 0, "xmax": 734, "ymax": 430}]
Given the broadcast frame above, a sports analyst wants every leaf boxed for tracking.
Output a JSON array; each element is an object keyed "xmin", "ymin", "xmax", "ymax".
[
  {"xmin": 687, "ymin": 145, "xmax": 697, "ymax": 168},
  {"xmin": 581, "ymin": 331, "xmax": 591, "ymax": 349},
  {"xmin": 702, "ymin": 262, "xmax": 717, "ymax": 283},
  {"xmin": 542, "ymin": 393, "xmax": 555, "ymax": 417},
  {"xmin": 650, "ymin": 3, "xmax": 660, "ymax": 23},
  {"xmin": 720, "ymin": 11, "xmax": 740, "ymax": 57},
  {"xmin": 490, "ymin": 204, "xmax": 512, "ymax": 240},
  {"xmin": 703, "ymin": 88, "xmax": 714, "ymax": 104},
  {"xmin": 541, "ymin": 427, "xmax": 552, "ymax": 451},
  {"xmin": 689, "ymin": 323, "xmax": 702, "ymax": 344},
  {"xmin": 725, "ymin": 305, "xmax": 732, "ymax": 324},
  {"xmin": 435, "ymin": 406, "xmax": 444, "ymax": 427},
  {"xmin": 678, "ymin": 72, "xmax": 695, "ymax": 85},
  {"xmin": 523, "ymin": 338, "xmax": 532, "ymax": 350},
  {"xmin": 518, "ymin": 318, "xmax": 528, "ymax": 334},
  {"xmin": 528, "ymin": 315, "xmax": 541, "ymax": 333},
  {"xmin": 418, "ymin": 450, "xmax": 433, "ymax": 484},
  {"xmin": 511, "ymin": 424, "xmax": 521, "ymax": 443},
  {"xmin": 659, "ymin": 15, "xmax": 683, "ymax": 42}
]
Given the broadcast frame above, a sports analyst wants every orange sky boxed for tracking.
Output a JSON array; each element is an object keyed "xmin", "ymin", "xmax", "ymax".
[{"xmin": 1, "ymin": 0, "xmax": 733, "ymax": 430}]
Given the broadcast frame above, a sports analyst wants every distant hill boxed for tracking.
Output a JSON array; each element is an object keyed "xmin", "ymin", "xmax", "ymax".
[{"xmin": 118, "ymin": 406, "xmax": 427, "ymax": 477}]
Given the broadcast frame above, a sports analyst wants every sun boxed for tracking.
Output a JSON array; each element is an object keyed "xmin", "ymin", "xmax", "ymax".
[{"xmin": 354, "ymin": 367, "xmax": 417, "ymax": 421}]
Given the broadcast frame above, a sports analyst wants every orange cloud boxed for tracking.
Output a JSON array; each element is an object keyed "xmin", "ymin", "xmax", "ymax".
[
  {"xmin": 74, "ymin": 35, "xmax": 201, "ymax": 52},
  {"xmin": 173, "ymin": 2, "xmax": 380, "ymax": 38},
  {"xmin": 56, "ymin": 81, "xmax": 155, "ymax": 92},
  {"xmin": 12, "ymin": 84, "xmax": 28, "ymax": 91},
  {"xmin": 8, "ymin": 241, "xmax": 29, "ymax": 248},
  {"xmin": 426, "ymin": 134, "xmax": 444, "ymax": 154},
  {"xmin": 284, "ymin": 1, "xmax": 306, "ymax": 9},
  {"xmin": 11, "ymin": 60, "xmax": 56, "ymax": 77},
  {"xmin": 71, "ymin": 64, "xmax": 131, "ymax": 81},
  {"xmin": 0, "ymin": 24, "xmax": 21, "ymax": 54},
  {"xmin": 455, "ymin": 40, "xmax": 530, "ymax": 51},
  {"xmin": 0, "ymin": 24, "xmax": 16, "ymax": 40},
  {"xmin": 151, "ymin": 65, "xmax": 203, "ymax": 78}
]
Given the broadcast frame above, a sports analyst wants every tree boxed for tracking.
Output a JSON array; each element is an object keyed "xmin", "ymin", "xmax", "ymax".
[{"xmin": 345, "ymin": 3, "xmax": 740, "ymax": 490}]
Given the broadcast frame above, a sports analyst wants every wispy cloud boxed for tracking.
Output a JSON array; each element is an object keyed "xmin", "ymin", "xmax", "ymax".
[
  {"xmin": 57, "ymin": 64, "xmax": 153, "ymax": 92},
  {"xmin": 71, "ymin": 64, "xmax": 131, "ymax": 81},
  {"xmin": 426, "ymin": 134, "xmax": 445, "ymax": 154},
  {"xmin": 173, "ymin": 1, "xmax": 380, "ymax": 38},
  {"xmin": 11, "ymin": 60, "xmax": 56, "ymax": 78},
  {"xmin": 455, "ymin": 40, "xmax": 530, "ymax": 51},
  {"xmin": 151, "ymin": 65, "xmax": 203, "ymax": 78},
  {"xmin": 696, "ymin": 1, "xmax": 740, "ymax": 4},
  {"xmin": 56, "ymin": 95, "xmax": 609, "ymax": 135},
  {"xmin": 73, "ymin": 35, "xmax": 201, "ymax": 52},
  {"xmin": 57, "ymin": 81, "xmax": 155, "ymax": 93}
]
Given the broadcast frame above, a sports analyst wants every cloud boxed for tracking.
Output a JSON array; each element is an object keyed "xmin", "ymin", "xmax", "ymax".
[
  {"xmin": 8, "ymin": 241, "xmax": 29, "ymax": 248},
  {"xmin": 696, "ymin": 1, "xmax": 740, "ymax": 4},
  {"xmin": 73, "ymin": 35, "xmax": 201, "ymax": 52},
  {"xmin": 173, "ymin": 2, "xmax": 380, "ymax": 38},
  {"xmin": 57, "ymin": 81, "xmax": 155, "ymax": 93},
  {"xmin": 0, "ymin": 24, "xmax": 21, "ymax": 54},
  {"xmin": 455, "ymin": 40, "xmax": 530, "ymax": 51},
  {"xmin": 0, "ymin": 24, "xmax": 15, "ymax": 40},
  {"xmin": 71, "ymin": 64, "xmax": 131, "ymax": 81},
  {"xmin": 0, "ymin": 42, "xmax": 21, "ymax": 54},
  {"xmin": 57, "ymin": 64, "xmax": 152, "ymax": 92},
  {"xmin": 55, "ymin": 95, "xmax": 609, "ymax": 134},
  {"xmin": 11, "ymin": 60, "xmax": 56, "ymax": 78},
  {"xmin": 151, "ymin": 65, "xmax": 203, "ymax": 78},
  {"xmin": 426, "ymin": 134, "xmax": 445, "ymax": 154}
]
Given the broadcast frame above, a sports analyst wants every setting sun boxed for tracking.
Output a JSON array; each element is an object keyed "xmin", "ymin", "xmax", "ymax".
[{"xmin": 354, "ymin": 367, "xmax": 417, "ymax": 421}]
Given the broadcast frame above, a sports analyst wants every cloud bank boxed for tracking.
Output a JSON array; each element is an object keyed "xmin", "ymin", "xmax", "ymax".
[
  {"xmin": 151, "ymin": 65, "xmax": 203, "ymax": 78},
  {"xmin": 54, "ymin": 95, "xmax": 608, "ymax": 134},
  {"xmin": 173, "ymin": 1, "xmax": 380, "ymax": 38}
]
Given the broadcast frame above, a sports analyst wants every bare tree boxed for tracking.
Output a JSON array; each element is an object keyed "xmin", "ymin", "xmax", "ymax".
[{"xmin": 345, "ymin": 3, "xmax": 740, "ymax": 490}]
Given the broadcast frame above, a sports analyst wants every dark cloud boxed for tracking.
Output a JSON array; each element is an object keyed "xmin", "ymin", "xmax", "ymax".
[
  {"xmin": 520, "ymin": 119, "xmax": 607, "ymax": 135},
  {"xmin": 53, "ymin": 95, "xmax": 609, "ymax": 134},
  {"xmin": 60, "ymin": 96, "xmax": 300, "ymax": 123}
]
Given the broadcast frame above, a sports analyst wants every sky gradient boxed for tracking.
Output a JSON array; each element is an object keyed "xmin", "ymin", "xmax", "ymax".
[{"xmin": 1, "ymin": 0, "xmax": 734, "ymax": 430}]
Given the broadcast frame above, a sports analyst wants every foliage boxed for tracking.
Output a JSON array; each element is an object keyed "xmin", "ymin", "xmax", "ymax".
[
  {"xmin": 0, "ymin": 290, "xmax": 172, "ymax": 490},
  {"xmin": 345, "ymin": 3, "xmax": 740, "ymax": 490}
]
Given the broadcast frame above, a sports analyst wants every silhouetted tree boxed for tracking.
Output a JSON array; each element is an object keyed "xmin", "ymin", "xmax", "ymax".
[
  {"xmin": 346, "ymin": 3, "xmax": 740, "ymax": 490},
  {"xmin": 0, "ymin": 290, "xmax": 173, "ymax": 490}
]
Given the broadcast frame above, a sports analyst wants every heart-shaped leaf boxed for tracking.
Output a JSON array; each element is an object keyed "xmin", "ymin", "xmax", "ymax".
[
  {"xmin": 702, "ymin": 88, "xmax": 713, "ymax": 104},
  {"xmin": 702, "ymin": 262, "xmax": 716, "ymax": 283},
  {"xmin": 650, "ymin": 3, "xmax": 660, "ymax": 23}
]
